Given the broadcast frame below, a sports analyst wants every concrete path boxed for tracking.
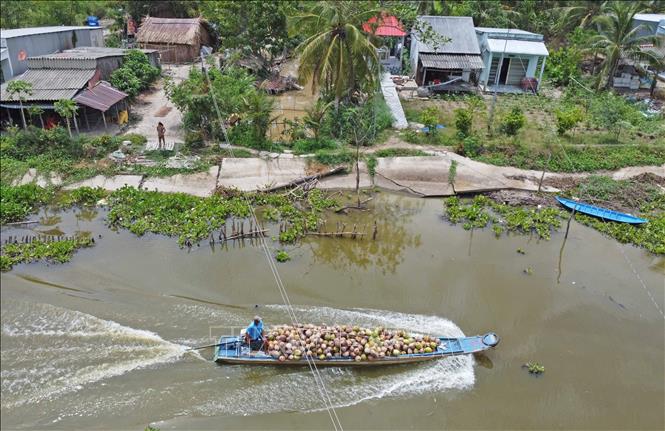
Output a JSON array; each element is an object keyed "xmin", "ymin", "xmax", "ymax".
[
  {"xmin": 125, "ymin": 64, "xmax": 191, "ymax": 150},
  {"xmin": 380, "ymin": 73, "xmax": 408, "ymax": 129},
  {"xmin": 18, "ymin": 153, "xmax": 665, "ymax": 198}
]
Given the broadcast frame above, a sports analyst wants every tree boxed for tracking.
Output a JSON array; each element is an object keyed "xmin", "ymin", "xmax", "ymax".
[
  {"xmin": 5, "ymin": 80, "xmax": 33, "ymax": 129},
  {"xmin": 241, "ymin": 91, "xmax": 275, "ymax": 148},
  {"xmin": 53, "ymin": 99, "xmax": 78, "ymax": 137},
  {"xmin": 201, "ymin": 1, "xmax": 291, "ymax": 75},
  {"xmin": 303, "ymin": 99, "xmax": 332, "ymax": 141},
  {"xmin": 27, "ymin": 105, "xmax": 45, "ymax": 129},
  {"xmin": 448, "ymin": 160, "xmax": 458, "ymax": 194},
  {"xmin": 291, "ymin": 1, "xmax": 380, "ymax": 111},
  {"xmin": 589, "ymin": 2, "xmax": 663, "ymax": 89}
]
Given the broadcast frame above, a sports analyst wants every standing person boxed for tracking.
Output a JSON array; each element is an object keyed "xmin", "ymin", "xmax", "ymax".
[
  {"xmin": 244, "ymin": 315, "xmax": 267, "ymax": 352},
  {"xmin": 157, "ymin": 122, "xmax": 166, "ymax": 149}
]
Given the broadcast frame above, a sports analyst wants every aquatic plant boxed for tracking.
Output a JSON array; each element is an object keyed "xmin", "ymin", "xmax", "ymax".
[
  {"xmin": 106, "ymin": 186, "xmax": 339, "ymax": 246},
  {"xmin": 0, "ymin": 183, "xmax": 53, "ymax": 224},
  {"xmin": 0, "ymin": 236, "xmax": 95, "ymax": 272},
  {"xmin": 523, "ymin": 362, "xmax": 545, "ymax": 374},
  {"xmin": 275, "ymin": 250, "xmax": 291, "ymax": 262}
]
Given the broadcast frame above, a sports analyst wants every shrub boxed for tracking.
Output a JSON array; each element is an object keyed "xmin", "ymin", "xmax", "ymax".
[
  {"xmin": 110, "ymin": 68, "xmax": 142, "ymax": 98},
  {"xmin": 374, "ymin": 148, "xmax": 427, "ymax": 157},
  {"xmin": 314, "ymin": 149, "xmax": 354, "ymax": 165},
  {"xmin": 500, "ymin": 107, "xmax": 526, "ymax": 136},
  {"xmin": 457, "ymin": 136, "xmax": 482, "ymax": 157},
  {"xmin": 292, "ymin": 137, "xmax": 337, "ymax": 154},
  {"xmin": 555, "ymin": 106, "xmax": 585, "ymax": 135},
  {"xmin": 420, "ymin": 106, "xmax": 440, "ymax": 130},
  {"xmin": 184, "ymin": 130, "xmax": 205, "ymax": 150},
  {"xmin": 454, "ymin": 107, "xmax": 473, "ymax": 138},
  {"xmin": 545, "ymin": 47, "xmax": 582, "ymax": 86}
]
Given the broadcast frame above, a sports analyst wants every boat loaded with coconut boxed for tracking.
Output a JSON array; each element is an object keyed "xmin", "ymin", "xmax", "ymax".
[{"xmin": 214, "ymin": 324, "xmax": 500, "ymax": 366}]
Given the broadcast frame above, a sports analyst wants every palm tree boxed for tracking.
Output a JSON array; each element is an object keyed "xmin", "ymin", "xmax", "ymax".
[
  {"xmin": 5, "ymin": 80, "xmax": 33, "ymax": 129},
  {"xmin": 553, "ymin": 1, "xmax": 606, "ymax": 33},
  {"xmin": 291, "ymin": 1, "xmax": 380, "ymax": 111},
  {"xmin": 303, "ymin": 99, "xmax": 332, "ymax": 141},
  {"xmin": 53, "ymin": 99, "xmax": 78, "ymax": 137},
  {"xmin": 589, "ymin": 2, "xmax": 663, "ymax": 89}
]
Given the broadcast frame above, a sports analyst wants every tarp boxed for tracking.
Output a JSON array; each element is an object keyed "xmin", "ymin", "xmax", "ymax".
[{"xmin": 73, "ymin": 81, "xmax": 127, "ymax": 112}]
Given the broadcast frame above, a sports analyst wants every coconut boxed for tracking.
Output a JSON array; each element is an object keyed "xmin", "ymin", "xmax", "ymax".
[
  {"xmin": 392, "ymin": 349, "xmax": 400, "ymax": 356},
  {"xmin": 424, "ymin": 347, "xmax": 432, "ymax": 353},
  {"xmin": 319, "ymin": 354, "xmax": 326, "ymax": 360},
  {"xmin": 354, "ymin": 355, "xmax": 362, "ymax": 361},
  {"xmin": 278, "ymin": 355, "xmax": 286, "ymax": 362}
]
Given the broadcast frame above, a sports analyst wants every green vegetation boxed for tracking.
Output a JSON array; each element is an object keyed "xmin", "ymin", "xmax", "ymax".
[
  {"xmin": 5, "ymin": 80, "xmax": 32, "ymax": 129},
  {"xmin": 106, "ymin": 186, "xmax": 338, "ymax": 246},
  {"xmin": 523, "ymin": 362, "xmax": 545, "ymax": 375},
  {"xmin": 110, "ymin": 50, "xmax": 160, "ymax": 99},
  {"xmin": 374, "ymin": 148, "xmax": 428, "ymax": 158},
  {"xmin": 0, "ymin": 183, "xmax": 53, "ymax": 224},
  {"xmin": 53, "ymin": 99, "xmax": 78, "ymax": 137},
  {"xmin": 314, "ymin": 149, "xmax": 354, "ymax": 166},
  {"xmin": 499, "ymin": 107, "xmax": 526, "ymax": 136},
  {"xmin": 444, "ymin": 196, "xmax": 564, "ymax": 240},
  {"xmin": 275, "ymin": 250, "xmax": 291, "ymax": 262},
  {"xmin": 1, "ymin": 236, "xmax": 95, "ymax": 272}
]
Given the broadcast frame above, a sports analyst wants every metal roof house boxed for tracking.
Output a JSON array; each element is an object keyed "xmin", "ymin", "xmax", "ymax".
[
  {"xmin": 0, "ymin": 26, "xmax": 104, "ymax": 82},
  {"xmin": 632, "ymin": 13, "xmax": 665, "ymax": 37},
  {"xmin": 0, "ymin": 48, "xmax": 132, "ymax": 131},
  {"xmin": 363, "ymin": 14, "xmax": 407, "ymax": 74},
  {"xmin": 475, "ymin": 27, "xmax": 549, "ymax": 93},
  {"xmin": 409, "ymin": 16, "xmax": 484, "ymax": 90},
  {"xmin": 136, "ymin": 17, "xmax": 213, "ymax": 63}
]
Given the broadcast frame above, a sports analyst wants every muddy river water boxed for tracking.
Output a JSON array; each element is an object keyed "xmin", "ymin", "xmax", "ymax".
[{"xmin": 1, "ymin": 192, "xmax": 663, "ymax": 430}]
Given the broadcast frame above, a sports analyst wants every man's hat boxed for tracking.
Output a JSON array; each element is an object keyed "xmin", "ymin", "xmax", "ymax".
[{"xmin": 254, "ymin": 315, "xmax": 261, "ymax": 321}]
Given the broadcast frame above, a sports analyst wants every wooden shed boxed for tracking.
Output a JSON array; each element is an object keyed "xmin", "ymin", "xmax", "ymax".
[{"xmin": 136, "ymin": 17, "xmax": 213, "ymax": 63}]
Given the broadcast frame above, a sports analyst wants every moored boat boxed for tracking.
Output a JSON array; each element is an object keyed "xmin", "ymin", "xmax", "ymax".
[
  {"xmin": 214, "ymin": 332, "xmax": 500, "ymax": 366},
  {"xmin": 555, "ymin": 196, "xmax": 648, "ymax": 224}
]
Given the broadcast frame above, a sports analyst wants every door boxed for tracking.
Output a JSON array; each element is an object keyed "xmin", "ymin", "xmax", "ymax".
[{"xmin": 499, "ymin": 58, "xmax": 510, "ymax": 85}]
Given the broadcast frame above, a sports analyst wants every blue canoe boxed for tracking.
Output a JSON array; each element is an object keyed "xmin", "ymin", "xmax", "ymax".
[
  {"xmin": 214, "ymin": 332, "xmax": 500, "ymax": 366},
  {"xmin": 555, "ymin": 196, "xmax": 648, "ymax": 224}
]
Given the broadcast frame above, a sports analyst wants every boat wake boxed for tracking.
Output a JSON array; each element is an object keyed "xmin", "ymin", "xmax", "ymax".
[
  {"xmin": 189, "ymin": 304, "xmax": 475, "ymax": 417},
  {"xmin": 1, "ymin": 301, "xmax": 190, "ymax": 409}
]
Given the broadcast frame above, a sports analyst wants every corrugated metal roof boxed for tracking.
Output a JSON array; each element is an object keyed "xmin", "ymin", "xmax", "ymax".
[
  {"xmin": 74, "ymin": 81, "xmax": 127, "ymax": 112},
  {"xmin": 0, "ymin": 68, "xmax": 95, "ymax": 101},
  {"xmin": 413, "ymin": 16, "xmax": 480, "ymax": 54},
  {"xmin": 31, "ymin": 47, "xmax": 157, "ymax": 61},
  {"xmin": 27, "ymin": 57, "xmax": 98, "ymax": 70},
  {"xmin": 420, "ymin": 53, "xmax": 484, "ymax": 69},
  {"xmin": 487, "ymin": 39, "xmax": 549, "ymax": 56},
  {"xmin": 633, "ymin": 13, "xmax": 665, "ymax": 23},
  {"xmin": 1, "ymin": 26, "xmax": 97, "ymax": 39}
]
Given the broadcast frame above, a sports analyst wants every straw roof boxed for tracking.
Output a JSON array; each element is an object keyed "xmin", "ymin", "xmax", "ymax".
[{"xmin": 136, "ymin": 17, "xmax": 212, "ymax": 46}]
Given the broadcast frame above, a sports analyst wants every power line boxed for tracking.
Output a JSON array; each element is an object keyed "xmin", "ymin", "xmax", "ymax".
[{"xmin": 200, "ymin": 54, "xmax": 343, "ymax": 430}]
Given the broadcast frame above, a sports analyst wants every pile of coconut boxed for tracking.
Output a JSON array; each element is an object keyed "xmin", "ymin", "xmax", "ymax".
[{"xmin": 265, "ymin": 324, "xmax": 442, "ymax": 362}]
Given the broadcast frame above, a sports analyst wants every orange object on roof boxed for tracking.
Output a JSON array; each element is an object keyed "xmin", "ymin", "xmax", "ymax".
[{"xmin": 362, "ymin": 14, "xmax": 407, "ymax": 37}]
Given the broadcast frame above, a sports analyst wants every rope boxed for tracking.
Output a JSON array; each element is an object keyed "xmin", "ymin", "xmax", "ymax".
[
  {"xmin": 616, "ymin": 243, "xmax": 664, "ymax": 319},
  {"xmin": 200, "ymin": 54, "xmax": 343, "ymax": 431}
]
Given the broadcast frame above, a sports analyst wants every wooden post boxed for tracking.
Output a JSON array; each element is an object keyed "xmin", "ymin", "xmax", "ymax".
[
  {"xmin": 102, "ymin": 110, "xmax": 108, "ymax": 130},
  {"xmin": 538, "ymin": 153, "xmax": 551, "ymax": 193},
  {"xmin": 83, "ymin": 107, "xmax": 90, "ymax": 130},
  {"xmin": 73, "ymin": 111, "xmax": 79, "ymax": 134}
]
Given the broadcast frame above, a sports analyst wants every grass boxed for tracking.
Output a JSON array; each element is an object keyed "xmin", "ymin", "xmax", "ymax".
[{"xmin": 373, "ymin": 148, "xmax": 428, "ymax": 157}]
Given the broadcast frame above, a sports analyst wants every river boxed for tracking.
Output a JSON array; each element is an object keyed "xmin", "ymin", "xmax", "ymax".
[{"xmin": 1, "ymin": 192, "xmax": 663, "ymax": 430}]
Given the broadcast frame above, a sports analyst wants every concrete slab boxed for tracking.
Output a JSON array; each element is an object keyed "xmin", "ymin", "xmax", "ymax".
[
  {"xmin": 381, "ymin": 73, "xmax": 408, "ymax": 129},
  {"xmin": 318, "ymin": 163, "xmax": 372, "ymax": 190},
  {"xmin": 13, "ymin": 168, "xmax": 63, "ymax": 187},
  {"xmin": 63, "ymin": 175, "xmax": 143, "ymax": 191},
  {"xmin": 141, "ymin": 165, "xmax": 219, "ymax": 197},
  {"xmin": 217, "ymin": 157, "xmax": 308, "ymax": 191}
]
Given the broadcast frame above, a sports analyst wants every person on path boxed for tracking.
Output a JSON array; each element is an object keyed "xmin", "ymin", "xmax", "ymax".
[
  {"xmin": 157, "ymin": 122, "xmax": 166, "ymax": 149},
  {"xmin": 244, "ymin": 315, "xmax": 267, "ymax": 352}
]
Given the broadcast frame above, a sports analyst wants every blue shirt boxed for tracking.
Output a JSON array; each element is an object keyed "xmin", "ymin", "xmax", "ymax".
[{"xmin": 246, "ymin": 321, "xmax": 264, "ymax": 341}]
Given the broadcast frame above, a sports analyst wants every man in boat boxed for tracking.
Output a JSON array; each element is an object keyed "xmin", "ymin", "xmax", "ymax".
[{"xmin": 244, "ymin": 315, "xmax": 267, "ymax": 351}]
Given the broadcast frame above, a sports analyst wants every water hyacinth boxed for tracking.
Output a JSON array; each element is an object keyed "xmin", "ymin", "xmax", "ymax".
[{"xmin": 264, "ymin": 324, "xmax": 442, "ymax": 362}]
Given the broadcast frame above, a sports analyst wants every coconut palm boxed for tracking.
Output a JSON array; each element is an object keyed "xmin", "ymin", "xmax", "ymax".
[
  {"xmin": 5, "ymin": 80, "xmax": 33, "ymax": 129},
  {"xmin": 303, "ymin": 99, "xmax": 332, "ymax": 141},
  {"xmin": 53, "ymin": 99, "xmax": 79, "ymax": 137},
  {"xmin": 553, "ymin": 0, "xmax": 606, "ymax": 34},
  {"xmin": 589, "ymin": 2, "xmax": 663, "ymax": 89},
  {"xmin": 291, "ymin": 1, "xmax": 380, "ymax": 110}
]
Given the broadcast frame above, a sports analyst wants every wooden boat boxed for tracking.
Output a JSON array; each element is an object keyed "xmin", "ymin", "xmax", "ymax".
[
  {"xmin": 555, "ymin": 196, "xmax": 648, "ymax": 224},
  {"xmin": 214, "ymin": 332, "xmax": 500, "ymax": 366}
]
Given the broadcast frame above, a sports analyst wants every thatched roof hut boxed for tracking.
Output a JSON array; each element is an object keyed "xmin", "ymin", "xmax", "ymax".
[{"xmin": 136, "ymin": 17, "xmax": 213, "ymax": 63}]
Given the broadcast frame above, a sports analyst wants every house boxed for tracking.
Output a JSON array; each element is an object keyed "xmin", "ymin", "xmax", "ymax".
[
  {"xmin": 0, "ymin": 49, "xmax": 129, "ymax": 131},
  {"xmin": 0, "ymin": 26, "xmax": 104, "ymax": 81},
  {"xmin": 363, "ymin": 14, "xmax": 407, "ymax": 74},
  {"xmin": 136, "ymin": 17, "xmax": 213, "ymax": 63},
  {"xmin": 410, "ymin": 16, "xmax": 484, "ymax": 90},
  {"xmin": 475, "ymin": 27, "xmax": 549, "ymax": 93},
  {"xmin": 27, "ymin": 47, "xmax": 160, "ymax": 81},
  {"xmin": 632, "ymin": 13, "xmax": 665, "ymax": 38}
]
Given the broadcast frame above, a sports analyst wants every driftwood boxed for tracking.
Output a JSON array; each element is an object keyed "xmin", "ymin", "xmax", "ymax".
[
  {"xmin": 335, "ymin": 197, "xmax": 374, "ymax": 213},
  {"xmin": 263, "ymin": 166, "xmax": 345, "ymax": 192},
  {"xmin": 3, "ymin": 220, "xmax": 39, "ymax": 226}
]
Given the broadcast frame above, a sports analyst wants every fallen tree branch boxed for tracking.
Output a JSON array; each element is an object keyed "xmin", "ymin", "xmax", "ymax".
[{"xmin": 263, "ymin": 167, "xmax": 346, "ymax": 192}]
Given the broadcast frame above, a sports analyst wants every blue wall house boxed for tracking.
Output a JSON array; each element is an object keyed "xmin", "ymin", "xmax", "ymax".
[
  {"xmin": 0, "ymin": 26, "xmax": 104, "ymax": 81},
  {"xmin": 475, "ymin": 27, "xmax": 549, "ymax": 93},
  {"xmin": 632, "ymin": 13, "xmax": 665, "ymax": 38}
]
